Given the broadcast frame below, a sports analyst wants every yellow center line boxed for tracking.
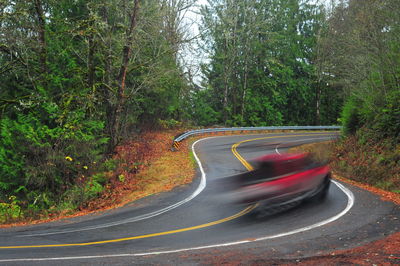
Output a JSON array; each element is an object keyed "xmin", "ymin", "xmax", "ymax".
[
  {"xmin": 0, "ymin": 132, "xmax": 334, "ymax": 249},
  {"xmin": 0, "ymin": 204, "xmax": 256, "ymax": 249},
  {"xmin": 231, "ymin": 133, "xmax": 335, "ymax": 171}
]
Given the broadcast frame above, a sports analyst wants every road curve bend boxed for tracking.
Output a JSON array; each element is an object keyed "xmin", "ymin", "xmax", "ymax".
[{"xmin": 0, "ymin": 132, "xmax": 398, "ymax": 265}]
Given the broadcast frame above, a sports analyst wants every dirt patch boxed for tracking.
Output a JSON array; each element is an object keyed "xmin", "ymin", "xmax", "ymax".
[
  {"xmin": 194, "ymin": 232, "xmax": 400, "ymax": 265},
  {"xmin": 277, "ymin": 232, "xmax": 400, "ymax": 265}
]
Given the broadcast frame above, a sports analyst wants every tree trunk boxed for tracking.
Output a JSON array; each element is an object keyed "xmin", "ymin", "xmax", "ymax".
[
  {"xmin": 87, "ymin": 34, "xmax": 95, "ymax": 89},
  {"xmin": 34, "ymin": 0, "xmax": 47, "ymax": 77},
  {"xmin": 316, "ymin": 85, "xmax": 321, "ymax": 125},
  {"xmin": 223, "ymin": 74, "xmax": 229, "ymax": 123},
  {"xmin": 241, "ymin": 68, "xmax": 248, "ymax": 122},
  {"xmin": 101, "ymin": 5, "xmax": 114, "ymax": 147},
  {"xmin": 108, "ymin": 0, "xmax": 140, "ymax": 153}
]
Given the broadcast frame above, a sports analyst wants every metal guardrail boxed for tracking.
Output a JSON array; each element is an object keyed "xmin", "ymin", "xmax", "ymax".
[{"xmin": 171, "ymin": 126, "xmax": 341, "ymax": 151}]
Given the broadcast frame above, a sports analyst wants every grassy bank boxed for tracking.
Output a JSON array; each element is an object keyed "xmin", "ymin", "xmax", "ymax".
[{"xmin": 290, "ymin": 137, "xmax": 400, "ymax": 196}]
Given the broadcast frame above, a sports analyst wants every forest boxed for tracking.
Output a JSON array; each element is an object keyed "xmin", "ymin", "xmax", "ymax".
[{"xmin": 0, "ymin": 0, "xmax": 399, "ymax": 221}]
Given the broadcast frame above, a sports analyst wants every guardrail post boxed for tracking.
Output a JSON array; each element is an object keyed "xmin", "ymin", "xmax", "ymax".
[{"xmin": 171, "ymin": 140, "xmax": 181, "ymax": 151}]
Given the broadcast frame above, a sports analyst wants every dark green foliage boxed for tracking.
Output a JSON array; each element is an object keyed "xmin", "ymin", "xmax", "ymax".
[
  {"xmin": 0, "ymin": 0, "xmax": 192, "ymax": 221},
  {"xmin": 189, "ymin": 89, "xmax": 220, "ymax": 126},
  {"xmin": 317, "ymin": 0, "xmax": 400, "ymax": 196},
  {"xmin": 341, "ymin": 96, "xmax": 362, "ymax": 135},
  {"xmin": 198, "ymin": 0, "xmax": 337, "ymax": 126},
  {"xmin": 372, "ymin": 90, "xmax": 400, "ymax": 142},
  {"xmin": 0, "ymin": 107, "xmax": 106, "ymax": 209},
  {"xmin": 1, "ymin": 0, "xmax": 397, "ymax": 222},
  {"xmin": 321, "ymin": 0, "xmax": 400, "ymax": 141}
]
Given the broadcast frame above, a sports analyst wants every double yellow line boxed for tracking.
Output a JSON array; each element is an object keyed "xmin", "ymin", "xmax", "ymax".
[
  {"xmin": 232, "ymin": 141, "xmax": 254, "ymax": 171},
  {"xmin": 231, "ymin": 133, "xmax": 333, "ymax": 172}
]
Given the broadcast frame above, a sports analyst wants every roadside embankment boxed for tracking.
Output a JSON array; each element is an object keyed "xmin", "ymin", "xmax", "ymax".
[
  {"xmin": 0, "ymin": 130, "xmax": 196, "ymax": 228},
  {"xmin": 289, "ymin": 137, "xmax": 400, "ymax": 204}
]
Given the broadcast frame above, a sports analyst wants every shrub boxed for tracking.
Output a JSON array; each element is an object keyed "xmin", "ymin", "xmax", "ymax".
[
  {"xmin": 341, "ymin": 96, "xmax": 362, "ymax": 136},
  {"xmin": 0, "ymin": 196, "xmax": 23, "ymax": 223},
  {"xmin": 157, "ymin": 119, "xmax": 182, "ymax": 129},
  {"xmin": 0, "ymin": 105, "xmax": 107, "ymax": 213},
  {"xmin": 372, "ymin": 90, "xmax": 400, "ymax": 142}
]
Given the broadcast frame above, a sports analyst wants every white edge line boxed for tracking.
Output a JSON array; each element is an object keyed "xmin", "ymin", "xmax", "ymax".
[
  {"xmin": 0, "ymin": 134, "xmax": 355, "ymax": 262},
  {"xmin": 0, "ymin": 184, "xmax": 355, "ymax": 262},
  {"xmin": 17, "ymin": 138, "xmax": 211, "ymax": 238}
]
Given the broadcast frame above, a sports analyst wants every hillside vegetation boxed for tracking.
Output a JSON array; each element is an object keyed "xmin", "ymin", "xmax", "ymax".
[
  {"xmin": 318, "ymin": 0, "xmax": 400, "ymax": 191},
  {"xmin": 0, "ymin": 0, "xmax": 398, "ymax": 223}
]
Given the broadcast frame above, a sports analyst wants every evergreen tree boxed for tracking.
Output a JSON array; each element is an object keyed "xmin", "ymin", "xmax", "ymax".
[{"xmin": 198, "ymin": 0, "xmax": 333, "ymax": 126}]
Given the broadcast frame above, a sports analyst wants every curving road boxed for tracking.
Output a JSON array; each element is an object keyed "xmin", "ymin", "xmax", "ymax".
[{"xmin": 0, "ymin": 132, "xmax": 399, "ymax": 265}]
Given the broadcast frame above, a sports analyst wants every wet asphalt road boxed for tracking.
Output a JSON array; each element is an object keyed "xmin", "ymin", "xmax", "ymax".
[{"xmin": 0, "ymin": 132, "xmax": 398, "ymax": 265}]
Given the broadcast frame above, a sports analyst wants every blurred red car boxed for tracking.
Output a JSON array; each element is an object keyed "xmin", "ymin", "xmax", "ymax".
[{"xmin": 231, "ymin": 152, "xmax": 331, "ymax": 212}]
